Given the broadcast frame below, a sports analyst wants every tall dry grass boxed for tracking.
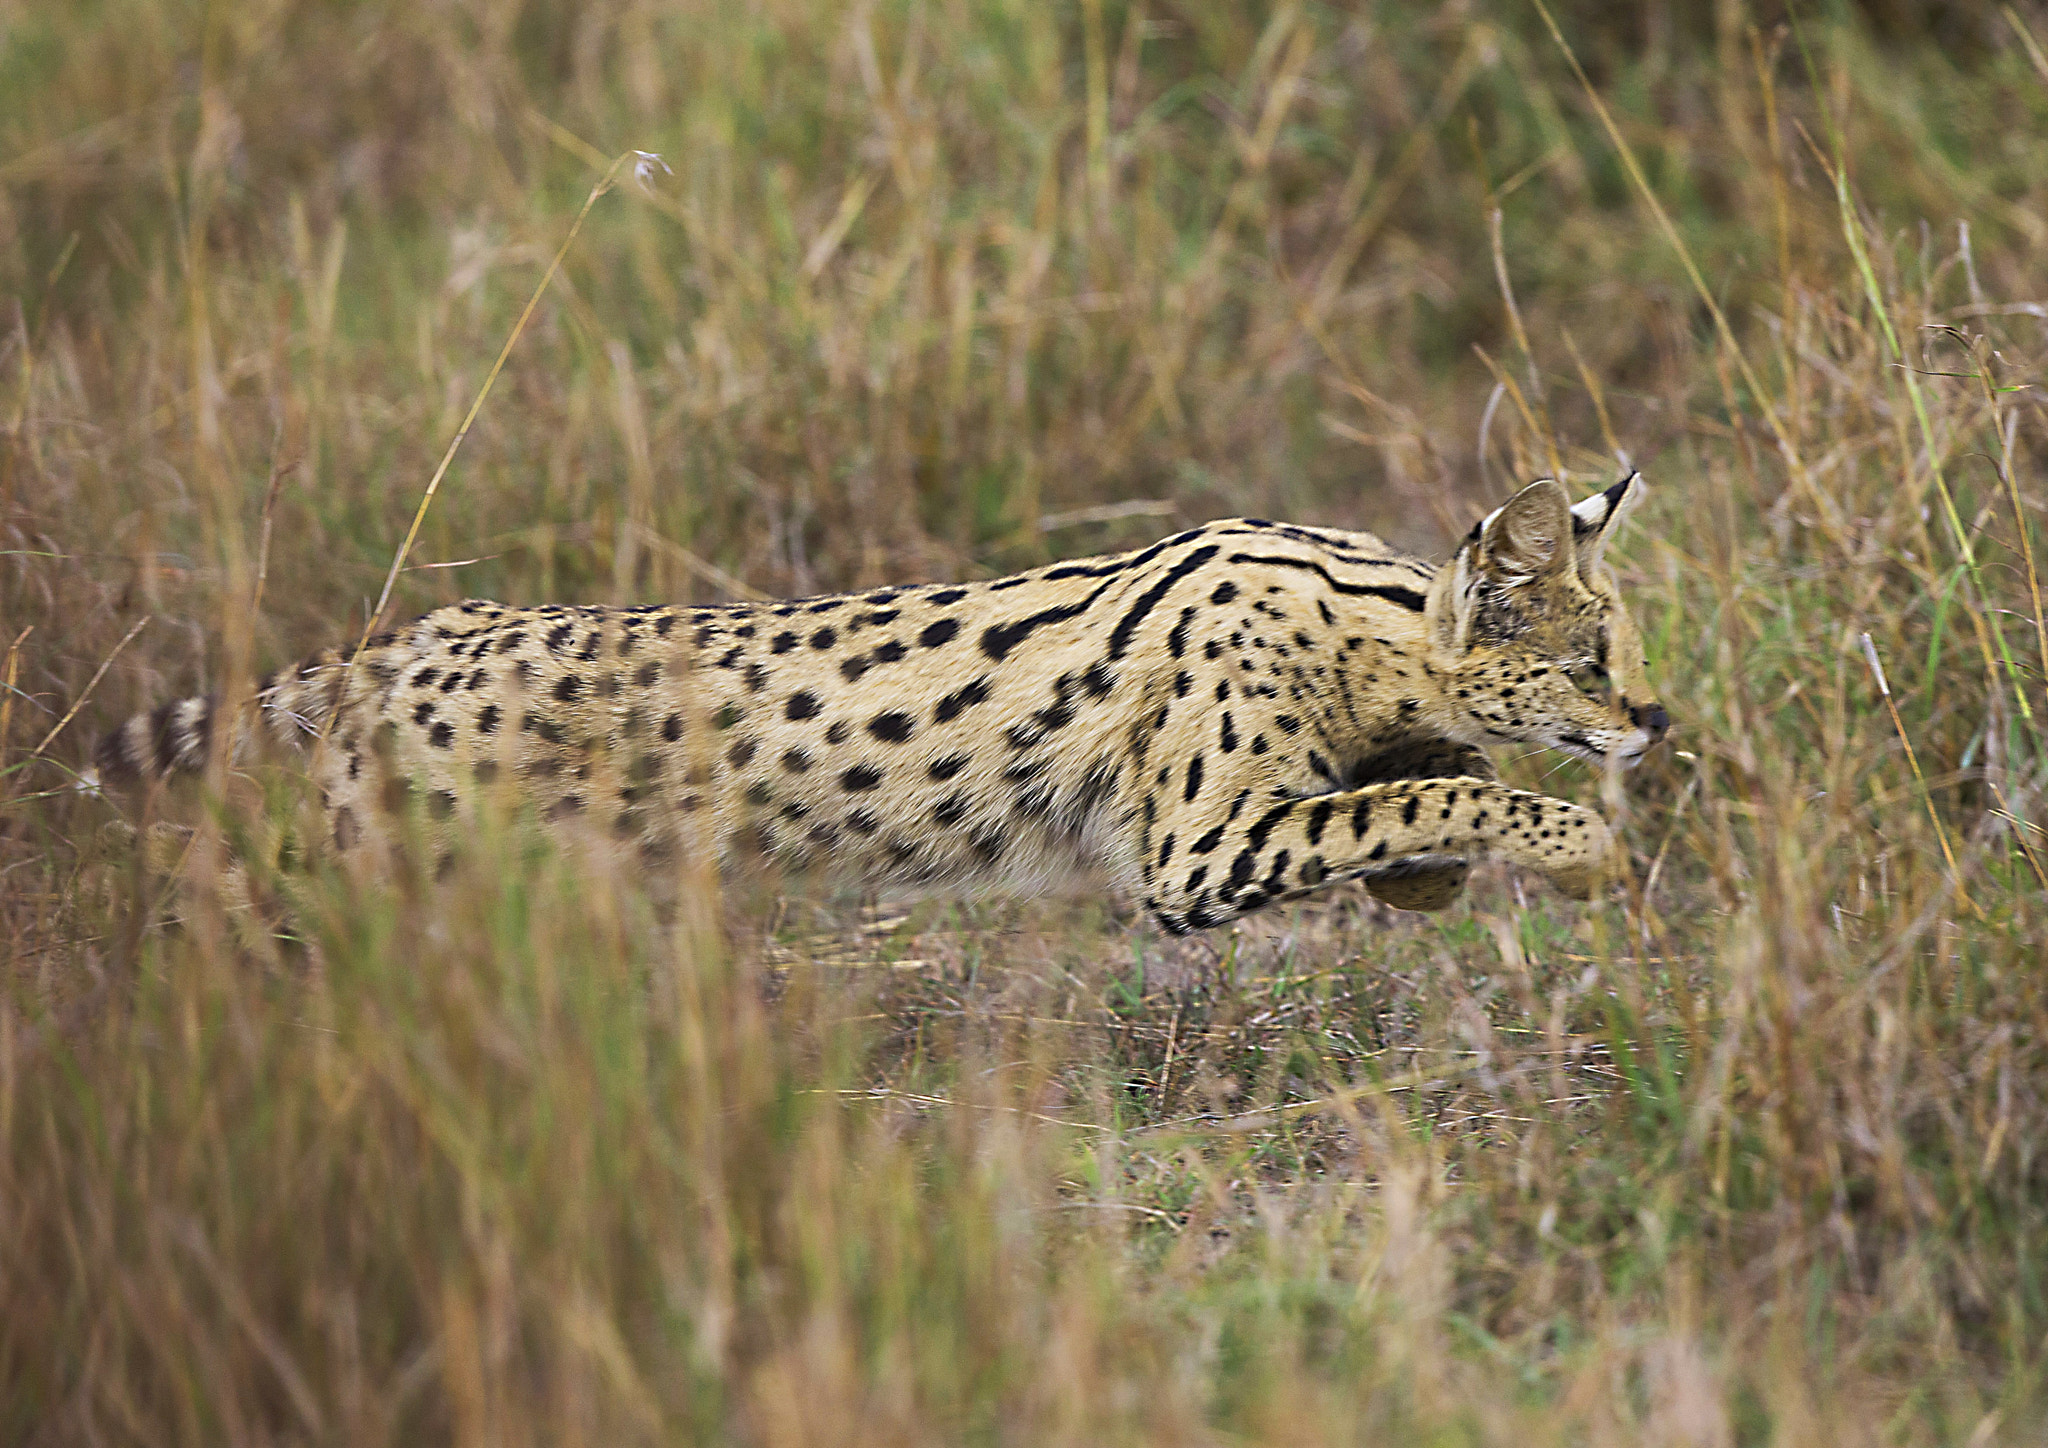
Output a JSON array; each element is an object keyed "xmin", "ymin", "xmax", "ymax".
[{"xmin": 5, "ymin": 1, "xmax": 2048, "ymax": 1442}]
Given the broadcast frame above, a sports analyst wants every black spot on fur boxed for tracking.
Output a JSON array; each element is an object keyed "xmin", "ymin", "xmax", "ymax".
[
  {"xmin": 868, "ymin": 711, "xmax": 915, "ymax": 743},
  {"xmin": 1245, "ymin": 801, "xmax": 1295, "ymax": 852},
  {"xmin": 841, "ymin": 763, "xmax": 884, "ymax": 792},
  {"xmin": 934, "ymin": 677, "xmax": 991, "ymax": 724}
]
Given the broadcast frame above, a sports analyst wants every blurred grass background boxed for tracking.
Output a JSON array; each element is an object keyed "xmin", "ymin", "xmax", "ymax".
[{"xmin": 6, "ymin": 0, "xmax": 2048, "ymax": 1441}]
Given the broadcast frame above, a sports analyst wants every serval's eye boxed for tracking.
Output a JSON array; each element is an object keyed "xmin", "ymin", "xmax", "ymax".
[{"xmin": 1566, "ymin": 661, "xmax": 1612, "ymax": 703}]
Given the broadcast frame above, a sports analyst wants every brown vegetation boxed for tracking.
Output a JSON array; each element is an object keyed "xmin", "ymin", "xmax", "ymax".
[{"xmin": 5, "ymin": 1, "xmax": 2048, "ymax": 1441}]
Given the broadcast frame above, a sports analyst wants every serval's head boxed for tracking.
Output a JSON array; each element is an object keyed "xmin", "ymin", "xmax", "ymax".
[{"xmin": 1425, "ymin": 473, "xmax": 1669, "ymax": 766}]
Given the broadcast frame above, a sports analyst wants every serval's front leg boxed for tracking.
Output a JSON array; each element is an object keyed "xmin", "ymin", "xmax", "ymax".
[
  {"xmin": 1349, "ymin": 741, "xmax": 1495, "ymax": 912},
  {"xmin": 1140, "ymin": 775, "xmax": 1616, "ymax": 934}
]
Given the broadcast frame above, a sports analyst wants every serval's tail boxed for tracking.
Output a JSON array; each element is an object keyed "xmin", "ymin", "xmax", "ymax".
[{"xmin": 93, "ymin": 634, "xmax": 404, "ymax": 785}]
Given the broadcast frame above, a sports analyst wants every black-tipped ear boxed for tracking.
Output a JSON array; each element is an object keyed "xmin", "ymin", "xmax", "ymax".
[
  {"xmin": 1474, "ymin": 478, "xmax": 1573, "ymax": 584},
  {"xmin": 1568, "ymin": 471, "xmax": 1645, "ymax": 579}
]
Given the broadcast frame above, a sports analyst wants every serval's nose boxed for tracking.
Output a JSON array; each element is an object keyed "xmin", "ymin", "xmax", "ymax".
[{"xmin": 1629, "ymin": 701, "xmax": 1670, "ymax": 744}]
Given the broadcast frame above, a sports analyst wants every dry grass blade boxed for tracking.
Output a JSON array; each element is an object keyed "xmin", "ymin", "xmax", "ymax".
[
  {"xmin": 1038, "ymin": 499, "xmax": 1177, "ymax": 531},
  {"xmin": 27, "ymin": 615, "xmax": 148, "ymax": 764},
  {"xmin": 1990, "ymin": 779, "xmax": 2048, "ymax": 890},
  {"xmin": 0, "ymin": 624, "xmax": 30, "ymax": 768},
  {"xmin": 1974, "ymin": 346, "xmax": 2048, "ymax": 704},
  {"xmin": 321, "ymin": 148, "xmax": 648, "ymax": 744},
  {"xmin": 1862, "ymin": 630, "xmax": 1975, "ymax": 913},
  {"xmin": 633, "ymin": 523, "xmax": 767, "ymax": 601},
  {"xmin": 1486, "ymin": 205, "xmax": 1562, "ymax": 481}
]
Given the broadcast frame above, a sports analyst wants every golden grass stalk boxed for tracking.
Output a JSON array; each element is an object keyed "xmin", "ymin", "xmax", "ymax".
[
  {"xmin": 322, "ymin": 148, "xmax": 658, "ymax": 743},
  {"xmin": 0, "ymin": 624, "xmax": 28, "ymax": 766},
  {"xmin": 1862, "ymin": 630, "xmax": 1974, "ymax": 913}
]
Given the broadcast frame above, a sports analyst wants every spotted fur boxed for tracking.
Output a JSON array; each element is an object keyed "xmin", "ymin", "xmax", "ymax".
[{"xmin": 96, "ymin": 476, "xmax": 1668, "ymax": 929}]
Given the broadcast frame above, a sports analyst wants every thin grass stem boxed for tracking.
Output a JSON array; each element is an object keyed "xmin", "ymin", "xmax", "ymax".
[
  {"xmin": 1862, "ymin": 630, "xmax": 1975, "ymax": 913},
  {"xmin": 320, "ymin": 149, "xmax": 644, "ymax": 745}
]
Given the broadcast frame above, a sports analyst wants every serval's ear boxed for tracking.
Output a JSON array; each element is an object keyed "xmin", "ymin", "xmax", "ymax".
[
  {"xmin": 1474, "ymin": 478, "xmax": 1574, "ymax": 585},
  {"xmin": 1426, "ymin": 478, "xmax": 1572, "ymax": 656},
  {"xmin": 1568, "ymin": 471, "xmax": 1645, "ymax": 581}
]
